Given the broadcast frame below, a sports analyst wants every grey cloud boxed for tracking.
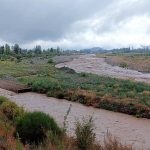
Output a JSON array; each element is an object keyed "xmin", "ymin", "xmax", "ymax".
[
  {"xmin": 0, "ymin": 0, "xmax": 150, "ymax": 49},
  {"xmin": 80, "ymin": 0, "xmax": 150, "ymax": 34},
  {"xmin": 0, "ymin": 0, "xmax": 113, "ymax": 43},
  {"xmin": 64, "ymin": 0, "xmax": 150, "ymax": 37},
  {"xmin": 88, "ymin": 0, "xmax": 150, "ymax": 34}
]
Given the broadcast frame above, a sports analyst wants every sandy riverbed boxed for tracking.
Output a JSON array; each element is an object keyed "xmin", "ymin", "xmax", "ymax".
[
  {"xmin": 56, "ymin": 54, "xmax": 150, "ymax": 83},
  {"xmin": 0, "ymin": 88, "xmax": 150, "ymax": 150}
]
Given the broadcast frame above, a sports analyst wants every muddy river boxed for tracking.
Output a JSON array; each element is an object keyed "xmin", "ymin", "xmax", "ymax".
[
  {"xmin": 0, "ymin": 88, "xmax": 150, "ymax": 150},
  {"xmin": 56, "ymin": 54, "xmax": 150, "ymax": 83}
]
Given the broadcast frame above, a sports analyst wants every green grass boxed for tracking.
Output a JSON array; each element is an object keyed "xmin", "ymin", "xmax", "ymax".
[
  {"xmin": 0, "ymin": 60, "xmax": 55, "ymax": 78},
  {"xmin": 1, "ymin": 59, "xmax": 150, "ymax": 118},
  {"xmin": 19, "ymin": 68, "xmax": 150, "ymax": 104},
  {"xmin": 18, "ymin": 66, "xmax": 150, "ymax": 118}
]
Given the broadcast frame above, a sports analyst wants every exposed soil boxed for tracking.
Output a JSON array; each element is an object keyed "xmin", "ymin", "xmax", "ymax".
[
  {"xmin": 0, "ymin": 80, "xmax": 31, "ymax": 93},
  {"xmin": 0, "ymin": 88, "xmax": 150, "ymax": 150},
  {"xmin": 53, "ymin": 55, "xmax": 79, "ymax": 64},
  {"xmin": 56, "ymin": 54, "xmax": 150, "ymax": 83}
]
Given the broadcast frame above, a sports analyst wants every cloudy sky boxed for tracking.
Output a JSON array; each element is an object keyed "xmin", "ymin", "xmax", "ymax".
[{"xmin": 0, "ymin": 0, "xmax": 150, "ymax": 49}]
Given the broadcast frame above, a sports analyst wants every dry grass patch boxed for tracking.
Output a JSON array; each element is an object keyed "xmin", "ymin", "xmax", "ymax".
[{"xmin": 104, "ymin": 55, "xmax": 150, "ymax": 72}]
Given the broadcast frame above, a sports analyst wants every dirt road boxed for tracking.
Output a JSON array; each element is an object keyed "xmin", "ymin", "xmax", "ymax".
[
  {"xmin": 56, "ymin": 54, "xmax": 150, "ymax": 83},
  {"xmin": 0, "ymin": 88, "xmax": 150, "ymax": 150}
]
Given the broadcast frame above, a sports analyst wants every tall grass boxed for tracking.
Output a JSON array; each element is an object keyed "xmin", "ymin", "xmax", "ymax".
[{"xmin": 75, "ymin": 117, "xmax": 95, "ymax": 150}]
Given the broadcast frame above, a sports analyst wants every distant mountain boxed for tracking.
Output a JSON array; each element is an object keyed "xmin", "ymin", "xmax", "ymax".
[{"xmin": 80, "ymin": 47, "xmax": 107, "ymax": 54}]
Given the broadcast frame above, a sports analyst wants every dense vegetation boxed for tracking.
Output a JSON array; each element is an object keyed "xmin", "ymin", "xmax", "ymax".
[{"xmin": 0, "ymin": 96, "xmax": 136, "ymax": 150}]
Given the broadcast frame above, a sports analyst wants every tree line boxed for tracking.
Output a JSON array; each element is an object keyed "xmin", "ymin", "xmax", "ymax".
[{"xmin": 0, "ymin": 43, "xmax": 61, "ymax": 56}]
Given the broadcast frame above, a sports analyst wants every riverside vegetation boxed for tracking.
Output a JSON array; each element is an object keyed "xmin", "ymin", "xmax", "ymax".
[
  {"xmin": 0, "ymin": 96, "xmax": 135, "ymax": 150},
  {"xmin": 97, "ymin": 53, "xmax": 150, "ymax": 73},
  {"xmin": 0, "ymin": 53, "xmax": 150, "ymax": 118}
]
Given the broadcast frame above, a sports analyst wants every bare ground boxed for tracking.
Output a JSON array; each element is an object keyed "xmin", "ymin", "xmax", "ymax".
[
  {"xmin": 56, "ymin": 54, "xmax": 150, "ymax": 84},
  {"xmin": 0, "ymin": 88, "xmax": 150, "ymax": 150}
]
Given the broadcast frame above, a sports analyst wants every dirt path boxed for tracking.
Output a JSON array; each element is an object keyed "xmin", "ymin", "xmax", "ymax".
[
  {"xmin": 0, "ymin": 88, "xmax": 150, "ymax": 150},
  {"xmin": 56, "ymin": 54, "xmax": 150, "ymax": 83}
]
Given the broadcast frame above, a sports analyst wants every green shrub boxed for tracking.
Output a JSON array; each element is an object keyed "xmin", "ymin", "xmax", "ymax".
[
  {"xmin": 0, "ymin": 101, "xmax": 24, "ymax": 121},
  {"xmin": 59, "ymin": 67, "xmax": 75, "ymax": 74},
  {"xmin": 47, "ymin": 91, "xmax": 55, "ymax": 97},
  {"xmin": 47, "ymin": 90, "xmax": 66, "ymax": 99},
  {"xmin": 75, "ymin": 117, "xmax": 95, "ymax": 150},
  {"xmin": 32, "ymin": 79, "xmax": 61, "ymax": 93},
  {"xmin": 80, "ymin": 73, "xmax": 87, "ymax": 77},
  {"xmin": 99, "ymin": 100, "xmax": 120, "ymax": 112},
  {"xmin": 15, "ymin": 112, "xmax": 61, "ymax": 144},
  {"xmin": 56, "ymin": 93, "xmax": 65, "ymax": 99},
  {"xmin": 119, "ymin": 62, "xmax": 128, "ymax": 68},
  {"xmin": 47, "ymin": 59, "xmax": 53, "ymax": 64},
  {"xmin": 0, "ymin": 96, "xmax": 8, "ymax": 105},
  {"xmin": 16, "ymin": 56, "xmax": 22, "ymax": 63}
]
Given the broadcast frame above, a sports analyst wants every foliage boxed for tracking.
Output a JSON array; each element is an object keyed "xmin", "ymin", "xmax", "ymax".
[
  {"xmin": 0, "ymin": 96, "xmax": 8, "ymax": 105},
  {"xmin": 47, "ymin": 58, "xmax": 53, "ymax": 64},
  {"xmin": 0, "ymin": 101, "xmax": 24, "ymax": 121},
  {"xmin": 75, "ymin": 117, "xmax": 95, "ymax": 150},
  {"xmin": 15, "ymin": 111, "xmax": 61, "ymax": 144},
  {"xmin": 119, "ymin": 62, "xmax": 128, "ymax": 68},
  {"xmin": 19, "ymin": 65, "xmax": 150, "ymax": 118},
  {"xmin": 97, "ymin": 133, "xmax": 134, "ymax": 150},
  {"xmin": 0, "ymin": 111, "xmax": 23, "ymax": 150},
  {"xmin": 32, "ymin": 79, "xmax": 61, "ymax": 93}
]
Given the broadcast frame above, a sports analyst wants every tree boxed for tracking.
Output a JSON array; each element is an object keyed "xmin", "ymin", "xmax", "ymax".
[
  {"xmin": 34, "ymin": 45, "xmax": 42, "ymax": 54},
  {"xmin": 50, "ymin": 48, "xmax": 54, "ymax": 52},
  {"xmin": 56, "ymin": 46, "xmax": 60, "ymax": 53},
  {"xmin": 5, "ymin": 44, "xmax": 11, "ymax": 54},
  {"xmin": 0, "ymin": 46, "xmax": 4, "ymax": 54},
  {"xmin": 13, "ymin": 44, "xmax": 21, "ymax": 54}
]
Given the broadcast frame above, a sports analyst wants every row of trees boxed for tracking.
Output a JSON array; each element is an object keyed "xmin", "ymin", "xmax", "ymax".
[
  {"xmin": 0, "ymin": 43, "xmax": 61, "ymax": 56},
  {"xmin": 0, "ymin": 44, "xmax": 11, "ymax": 54},
  {"xmin": 110, "ymin": 46, "xmax": 150, "ymax": 54}
]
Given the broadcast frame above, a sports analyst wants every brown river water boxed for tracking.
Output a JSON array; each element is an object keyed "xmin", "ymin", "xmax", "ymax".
[
  {"xmin": 56, "ymin": 54, "xmax": 150, "ymax": 83},
  {"xmin": 0, "ymin": 88, "xmax": 150, "ymax": 150}
]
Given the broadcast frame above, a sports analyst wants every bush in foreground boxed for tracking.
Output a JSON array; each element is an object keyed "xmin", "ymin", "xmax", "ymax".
[
  {"xmin": 0, "ymin": 96, "xmax": 8, "ymax": 105},
  {"xmin": 15, "ymin": 112, "xmax": 62, "ymax": 145},
  {"xmin": 0, "ymin": 100, "xmax": 24, "ymax": 121},
  {"xmin": 0, "ymin": 111, "xmax": 23, "ymax": 150},
  {"xmin": 75, "ymin": 117, "xmax": 95, "ymax": 150}
]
